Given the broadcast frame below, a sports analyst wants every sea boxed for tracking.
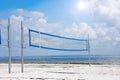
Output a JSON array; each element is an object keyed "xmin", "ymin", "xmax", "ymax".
[{"xmin": 0, "ymin": 55, "xmax": 120, "ymax": 64}]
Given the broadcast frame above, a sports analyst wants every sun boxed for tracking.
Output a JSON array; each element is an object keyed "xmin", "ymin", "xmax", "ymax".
[{"xmin": 76, "ymin": 1, "xmax": 87, "ymax": 11}]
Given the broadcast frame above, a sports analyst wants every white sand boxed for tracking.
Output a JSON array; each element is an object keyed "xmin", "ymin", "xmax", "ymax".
[{"xmin": 0, "ymin": 64, "xmax": 120, "ymax": 80}]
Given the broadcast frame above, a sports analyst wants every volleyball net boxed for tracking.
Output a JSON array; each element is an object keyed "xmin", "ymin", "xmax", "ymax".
[{"xmin": 29, "ymin": 29, "xmax": 88, "ymax": 51}]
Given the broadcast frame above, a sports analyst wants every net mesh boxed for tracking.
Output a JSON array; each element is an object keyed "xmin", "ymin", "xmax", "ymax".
[{"xmin": 29, "ymin": 29, "xmax": 88, "ymax": 51}]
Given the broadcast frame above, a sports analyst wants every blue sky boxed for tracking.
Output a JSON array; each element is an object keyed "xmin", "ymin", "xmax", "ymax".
[{"xmin": 0, "ymin": 0, "xmax": 120, "ymax": 56}]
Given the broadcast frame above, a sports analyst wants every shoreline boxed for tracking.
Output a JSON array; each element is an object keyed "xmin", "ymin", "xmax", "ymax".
[
  {"xmin": 0, "ymin": 55, "xmax": 120, "ymax": 65},
  {"xmin": 0, "ymin": 62, "xmax": 120, "ymax": 65}
]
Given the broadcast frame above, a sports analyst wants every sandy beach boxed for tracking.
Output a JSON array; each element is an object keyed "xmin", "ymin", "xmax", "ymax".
[{"xmin": 0, "ymin": 64, "xmax": 120, "ymax": 80}]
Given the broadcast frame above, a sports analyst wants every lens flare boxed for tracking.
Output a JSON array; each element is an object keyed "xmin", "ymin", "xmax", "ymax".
[{"xmin": 76, "ymin": 1, "xmax": 88, "ymax": 11}]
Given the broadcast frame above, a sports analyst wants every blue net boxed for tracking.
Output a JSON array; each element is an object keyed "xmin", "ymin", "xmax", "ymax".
[{"xmin": 29, "ymin": 29, "xmax": 88, "ymax": 51}]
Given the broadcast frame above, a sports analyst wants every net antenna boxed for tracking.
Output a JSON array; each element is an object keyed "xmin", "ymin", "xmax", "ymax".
[
  {"xmin": 8, "ymin": 18, "xmax": 11, "ymax": 74},
  {"xmin": 29, "ymin": 29, "xmax": 88, "ymax": 52}
]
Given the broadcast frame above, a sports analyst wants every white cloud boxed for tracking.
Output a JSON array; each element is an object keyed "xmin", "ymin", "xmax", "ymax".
[
  {"xmin": 13, "ymin": 9, "xmax": 44, "ymax": 18},
  {"xmin": 9, "ymin": 9, "xmax": 48, "ymax": 32},
  {"xmin": 97, "ymin": 0, "xmax": 120, "ymax": 22},
  {"xmin": 62, "ymin": 21, "xmax": 120, "ymax": 45},
  {"xmin": 62, "ymin": 22, "xmax": 97, "ymax": 39},
  {"xmin": 38, "ymin": 18, "xmax": 47, "ymax": 24},
  {"xmin": 10, "ymin": 15, "xmax": 24, "ymax": 21},
  {"xmin": 11, "ymin": 9, "xmax": 47, "ymax": 31},
  {"xmin": 115, "ymin": 36, "xmax": 120, "ymax": 41}
]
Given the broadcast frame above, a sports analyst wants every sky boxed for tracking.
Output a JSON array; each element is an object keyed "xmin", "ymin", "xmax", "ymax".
[{"xmin": 0, "ymin": 0, "xmax": 120, "ymax": 56}]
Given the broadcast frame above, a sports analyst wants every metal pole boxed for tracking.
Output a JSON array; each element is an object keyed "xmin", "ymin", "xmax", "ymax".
[
  {"xmin": 88, "ymin": 34, "xmax": 90, "ymax": 66},
  {"xmin": 21, "ymin": 21, "xmax": 24, "ymax": 73},
  {"xmin": 8, "ymin": 18, "xmax": 11, "ymax": 73}
]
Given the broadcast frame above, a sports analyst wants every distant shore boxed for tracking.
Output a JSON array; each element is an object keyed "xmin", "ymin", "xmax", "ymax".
[
  {"xmin": 0, "ymin": 62, "xmax": 120, "ymax": 65},
  {"xmin": 1, "ymin": 55, "xmax": 120, "ymax": 65}
]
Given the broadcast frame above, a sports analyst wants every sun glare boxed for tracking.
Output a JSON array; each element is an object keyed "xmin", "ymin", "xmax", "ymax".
[{"xmin": 76, "ymin": 1, "xmax": 87, "ymax": 11}]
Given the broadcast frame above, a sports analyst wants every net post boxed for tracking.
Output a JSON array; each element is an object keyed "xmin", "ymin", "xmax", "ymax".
[
  {"xmin": 8, "ymin": 18, "xmax": 11, "ymax": 73},
  {"xmin": 21, "ymin": 21, "xmax": 24, "ymax": 73},
  {"xmin": 88, "ymin": 34, "xmax": 91, "ymax": 66}
]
